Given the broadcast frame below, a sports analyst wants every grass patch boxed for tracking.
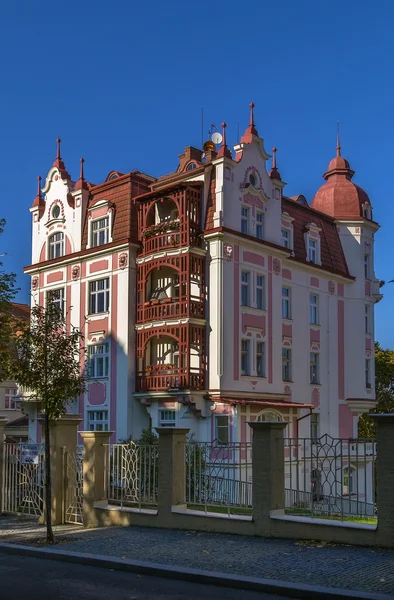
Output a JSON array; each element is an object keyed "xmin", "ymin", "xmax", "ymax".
[
  {"xmin": 187, "ymin": 504, "xmax": 252, "ymax": 516},
  {"xmin": 285, "ymin": 509, "xmax": 377, "ymax": 524}
]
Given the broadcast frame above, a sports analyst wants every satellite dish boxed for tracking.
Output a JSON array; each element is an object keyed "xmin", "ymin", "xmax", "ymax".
[{"xmin": 211, "ymin": 132, "xmax": 223, "ymax": 145}]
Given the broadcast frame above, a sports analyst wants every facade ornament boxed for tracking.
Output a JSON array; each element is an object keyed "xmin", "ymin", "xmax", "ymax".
[
  {"xmin": 328, "ymin": 281, "xmax": 336, "ymax": 295},
  {"xmin": 119, "ymin": 252, "xmax": 128, "ymax": 269},
  {"xmin": 72, "ymin": 265, "xmax": 80, "ymax": 281},
  {"xmin": 224, "ymin": 244, "xmax": 233, "ymax": 260},
  {"xmin": 273, "ymin": 258, "xmax": 281, "ymax": 275},
  {"xmin": 32, "ymin": 276, "xmax": 39, "ymax": 291}
]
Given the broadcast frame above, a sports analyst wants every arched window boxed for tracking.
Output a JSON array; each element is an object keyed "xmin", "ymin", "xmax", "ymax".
[
  {"xmin": 48, "ymin": 232, "xmax": 64, "ymax": 259},
  {"xmin": 256, "ymin": 410, "xmax": 283, "ymax": 422}
]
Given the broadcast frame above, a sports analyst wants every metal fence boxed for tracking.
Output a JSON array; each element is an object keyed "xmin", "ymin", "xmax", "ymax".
[
  {"xmin": 284, "ymin": 435, "xmax": 377, "ymax": 520},
  {"xmin": 2, "ymin": 442, "xmax": 44, "ymax": 516},
  {"xmin": 104, "ymin": 442, "xmax": 158, "ymax": 509},
  {"xmin": 185, "ymin": 441, "xmax": 252, "ymax": 513}
]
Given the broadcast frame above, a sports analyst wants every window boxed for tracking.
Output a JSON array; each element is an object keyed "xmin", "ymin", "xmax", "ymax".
[
  {"xmin": 46, "ymin": 288, "xmax": 64, "ymax": 315},
  {"xmin": 256, "ymin": 275, "xmax": 265, "ymax": 309},
  {"xmin": 48, "ymin": 232, "xmax": 64, "ymax": 259},
  {"xmin": 214, "ymin": 415, "xmax": 229, "ymax": 444},
  {"xmin": 241, "ymin": 272, "xmax": 249, "ymax": 306},
  {"xmin": 309, "ymin": 294, "xmax": 319, "ymax": 324},
  {"xmin": 308, "ymin": 238, "xmax": 317, "ymax": 263},
  {"xmin": 282, "ymin": 348, "xmax": 291, "ymax": 381},
  {"xmin": 365, "ymin": 305, "xmax": 370, "ymax": 334},
  {"xmin": 88, "ymin": 343, "xmax": 109, "ymax": 378},
  {"xmin": 364, "ymin": 254, "xmax": 370, "ymax": 279},
  {"xmin": 249, "ymin": 173, "xmax": 257, "ymax": 187},
  {"xmin": 241, "ymin": 340, "xmax": 250, "ymax": 375},
  {"xmin": 52, "ymin": 205, "xmax": 61, "ymax": 219},
  {"xmin": 282, "ymin": 287, "xmax": 291, "ymax": 319},
  {"xmin": 88, "ymin": 410, "xmax": 108, "ymax": 432},
  {"xmin": 91, "ymin": 217, "xmax": 110, "ymax": 247},
  {"xmin": 365, "ymin": 358, "xmax": 371, "ymax": 388},
  {"xmin": 241, "ymin": 206, "xmax": 249, "ymax": 234},
  {"xmin": 89, "ymin": 278, "xmax": 110, "ymax": 314},
  {"xmin": 5, "ymin": 388, "xmax": 18, "ymax": 410},
  {"xmin": 256, "ymin": 212, "xmax": 264, "ymax": 239},
  {"xmin": 256, "ymin": 341, "xmax": 265, "ymax": 377},
  {"xmin": 311, "ymin": 412, "xmax": 320, "ymax": 440},
  {"xmin": 159, "ymin": 409, "xmax": 176, "ymax": 427},
  {"xmin": 343, "ymin": 467, "xmax": 355, "ymax": 495},
  {"xmin": 310, "ymin": 353, "xmax": 320, "ymax": 384},
  {"xmin": 281, "ymin": 229, "xmax": 290, "ymax": 248}
]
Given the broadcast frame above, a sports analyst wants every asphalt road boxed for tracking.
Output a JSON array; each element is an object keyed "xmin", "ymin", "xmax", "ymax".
[{"xmin": 0, "ymin": 552, "xmax": 292, "ymax": 600}]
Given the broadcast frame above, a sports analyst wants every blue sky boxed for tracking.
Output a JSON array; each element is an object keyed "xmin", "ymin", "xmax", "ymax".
[{"xmin": 1, "ymin": 0, "xmax": 393, "ymax": 346}]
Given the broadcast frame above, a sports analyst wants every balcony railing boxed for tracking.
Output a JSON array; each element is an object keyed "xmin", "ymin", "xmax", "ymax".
[
  {"xmin": 137, "ymin": 297, "xmax": 205, "ymax": 323},
  {"xmin": 140, "ymin": 221, "xmax": 202, "ymax": 255},
  {"xmin": 136, "ymin": 366, "xmax": 205, "ymax": 391}
]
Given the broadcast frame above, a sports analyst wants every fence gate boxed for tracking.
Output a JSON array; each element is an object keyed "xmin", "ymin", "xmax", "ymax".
[
  {"xmin": 63, "ymin": 447, "xmax": 83, "ymax": 524},
  {"xmin": 2, "ymin": 442, "xmax": 44, "ymax": 516}
]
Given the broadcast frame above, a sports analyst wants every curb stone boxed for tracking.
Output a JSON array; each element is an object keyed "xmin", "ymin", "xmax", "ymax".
[{"xmin": 0, "ymin": 542, "xmax": 392, "ymax": 600}]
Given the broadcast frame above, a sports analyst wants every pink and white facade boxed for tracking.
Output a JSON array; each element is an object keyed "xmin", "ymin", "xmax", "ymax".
[{"xmin": 24, "ymin": 107, "xmax": 379, "ymax": 443}]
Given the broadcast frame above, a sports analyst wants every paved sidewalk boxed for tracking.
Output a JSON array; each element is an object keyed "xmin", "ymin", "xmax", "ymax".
[{"xmin": 1, "ymin": 515, "xmax": 394, "ymax": 597}]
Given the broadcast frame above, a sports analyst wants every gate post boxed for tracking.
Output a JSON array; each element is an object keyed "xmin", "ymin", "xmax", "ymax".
[
  {"xmin": 0, "ymin": 417, "xmax": 8, "ymax": 513},
  {"xmin": 39, "ymin": 415, "xmax": 82, "ymax": 525},
  {"xmin": 80, "ymin": 430, "xmax": 112, "ymax": 528}
]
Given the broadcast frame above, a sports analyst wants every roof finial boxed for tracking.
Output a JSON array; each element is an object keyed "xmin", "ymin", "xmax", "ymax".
[
  {"xmin": 269, "ymin": 147, "xmax": 281, "ymax": 181},
  {"xmin": 52, "ymin": 136, "xmax": 71, "ymax": 178},
  {"xmin": 336, "ymin": 122, "xmax": 341, "ymax": 157},
  {"xmin": 217, "ymin": 122, "xmax": 232, "ymax": 159},
  {"xmin": 241, "ymin": 102, "xmax": 259, "ymax": 143},
  {"xmin": 56, "ymin": 137, "xmax": 61, "ymax": 161},
  {"xmin": 75, "ymin": 157, "xmax": 88, "ymax": 190},
  {"xmin": 32, "ymin": 175, "xmax": 44, "ymax": 209}
]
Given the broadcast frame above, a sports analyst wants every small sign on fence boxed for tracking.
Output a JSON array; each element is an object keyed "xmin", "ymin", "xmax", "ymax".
[{"xmin": 21, "ymin": 445, "xmax": 40, "ymax": 465}]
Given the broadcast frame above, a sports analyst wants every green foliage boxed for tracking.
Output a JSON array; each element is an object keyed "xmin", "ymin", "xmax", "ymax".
[
  {"xmin": 0, "ymin": 218, "xmax": 18, "ymax": 382},
  {"xmin": 12, "ymin": 301, "xmax": 87, "ymax": 419},
  {"xmin": 358, "ymin": 342, "xmax": 394, "ymax": 438}
]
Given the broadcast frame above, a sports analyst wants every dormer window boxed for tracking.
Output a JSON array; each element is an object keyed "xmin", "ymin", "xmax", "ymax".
[
  {"xmin": 249, "ymin": 173, "xmax": 257, "ymax": 187},
  {"xmin": 308, "ymin": 239, "xmax": 317, "ymax": 263},
  {"xmin": 305, "ymin": 223, "xmax": 322, "ymax": 265},
  {"xmin": 186, "ymin": 162, "xmax": 197, "ymax": 171},
  {"xmin": 281, "ymin": 213, "xmax": 294, "ymax": 250},
  {"xmin": 52, "ymin": 205, "xmax": 61, "ymax": 220},
  {"xmin": 91, "ymin": 217, "xmax": 109, "ymax": 247},
  {"xmin": 48, "ymin": 232, "xmax": 64, "ymax": 259}
]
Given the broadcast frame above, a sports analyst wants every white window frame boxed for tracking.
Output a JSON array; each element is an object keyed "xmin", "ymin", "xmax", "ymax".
[
  {"xmin": 241, "ymin": 206, "xmax": 249, "ymax": 235},
  {"xmin": 305, "ymin": 225, "xmax": 321, "ymax": 265},
  {"xmin": 46, "ymin": 287, "xmax": 65, "ymax": 315},
  {"xmin": 48, "ymin": 232, "xmax": 65, "ymax": 260},
  {"xmin": 91, "ymin": 217, "xmax": 110, "ymax": 247},
  {"xmin": 89, "ymin": 278, "xmax": 110, "ymax": 314},
  {"xmin": 343, "ymin": 466, "xmax": 356, "ymax": 495},
  {"xmin": 159, "ymin": 409, "xmax": 176, "ymax": 427},
  {"xmin": 309, "ymin": 294, "xmax": 319, "ymax": 325},
  {"xmin": 4, "ymin": 388, "xmax": 18, "ymax": 410},
  {"xmin": 364, "ymin": 253, "xmax": 370, "ymax": 279},
  {"xmin": 256, "ymin": 211, "xmax": 264, "ymax": 239},
  {"xmin": 311, "ymin": 412, "xmax": 320, "ymax": 440},
  {"xmin": 241, "ymin": 339, "xmax": 250, "ymax": 376},
  {"xmin": 308, "ymin": 238, "xmax": 317, "ymax": 263},
  {"xmin": 214, "ymin": 414, "xmax": 229, "ymax": 445},
  {"xmin": 88, "ymin": 343, "xmax": 110, "ymax": 378},
  {"xmin": 87, "ymin": 410, "xmax": 109, "ymax": 432},
  {"xmin": 282, "ymin": 348, "xmax": 292, "ymax": 382},
  {"xmin": 310, "ymin": 352, "xmax": 320, "ymax": 384},
  {"xmin": 281, "ymin": 228, "xmax": 290, "ymax": 248},
  {"xmin": 241, "ymin": 271, "xmax": 250, "ymax": 306},
  {"xmin": 365, "ymin": 358, "xmax": 372, "ymax": 388},
  {"xmin": 256, "ymin": 341, "xmax": 266, "ymax": 377},
  {"xmin": 256, "ymin": 275, "xmax": 265, "ymax": 310},
  {"xmin": 282, "ymin": 287, "xmax": 291, "ymax": 319},
  {"xmin": 365, "ymin": 305, "xmax": 370, "ymax": 334}
]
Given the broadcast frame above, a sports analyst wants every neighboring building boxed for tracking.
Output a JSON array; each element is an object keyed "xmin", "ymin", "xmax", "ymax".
[
  {"xmin": 24, "ymin": 107, "xmax": 379, "ymax": 443},
  {"xmin": 0, "ymin": 302, "xmax": 30, "ymax": 428}
]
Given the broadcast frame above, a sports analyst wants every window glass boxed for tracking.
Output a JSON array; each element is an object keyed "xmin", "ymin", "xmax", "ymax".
[
  {"xmin": 282, "ymin": 287, "xmax": 291, "ymax": 319},
  {"xmin": 241, "ymin": 340, "xmax": 250, "ymax": 375},
  {"xmin": 256, "ymin": 212, "xmax": 264, "ymax": 239},
  {"xmin": 49, "ymin": 232, "xmax": 64, "ymax": 259},
  {"xmin": 215, "ymin": 415, "xmax": 229, "ymax": 444},
  {"xmin": 88, "ymin": 343, "xmax": 109, "ymax": 378},
  {"xmin": 89, "ymin": 278, "xmax": 110, "ymax": 314},
  {"xmin": 256, "ymin": 342, "xmax": 265, "ymax": 377},
  {"xmin": 92, "ymin": 217, "xmax": 109, "ymax": 247}
]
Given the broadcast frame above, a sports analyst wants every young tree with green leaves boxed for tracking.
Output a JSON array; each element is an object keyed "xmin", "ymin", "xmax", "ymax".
[
  {"xmin": 12, "ymin": 301, "xmax": 86, "ymax": 543},
  {"xmin": 358, "ymin": 342, "xmax": 394, "ymax": 438},
  {"xmin": 0, "ymin": 218, "xmax": 18, "ymax": 382}
]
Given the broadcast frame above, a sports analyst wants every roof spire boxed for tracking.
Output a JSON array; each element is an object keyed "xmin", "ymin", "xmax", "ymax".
[
  {"xmin": 269, "ymin": 147, "xmax": 281, "ymax": 181},
  {"xmin": 52, "ymin": 137, "xmax": 70, "ymax": 177},
  {"xmin": 32, "ymin": 175, "xmax": 45, "ymax": 209},
  {"xmin": 336, "ymin": 121, "xmax": 341, "ymax": 157},
  {"xmin": 217, "ymin": 122, "xmax": 232, "ymax": 159},
  {"xmin": 240, "ymin": 102, "xmax": 259, "ymax": 144},
  {"xmin": 75, "ymin": 157, "xmax": 88, "ymax": 190}
]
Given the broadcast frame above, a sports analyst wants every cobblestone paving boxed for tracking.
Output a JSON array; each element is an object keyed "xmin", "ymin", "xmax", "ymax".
[{"xmin": 1, "ymin": 515, "xmax": 394, "ymax": 596}]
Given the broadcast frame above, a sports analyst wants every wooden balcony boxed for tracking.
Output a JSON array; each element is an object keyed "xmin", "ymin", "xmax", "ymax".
[
  {"xmin": 136, "ymin": 365, "xmax": 205, "ymax": 392},
  {"xmin": 137, "ymin": 297, "xmax": 205, "ymax": 323},
  {"xmin": 140, "ymin": 221, "xmax": 202, "ymax": 256}
]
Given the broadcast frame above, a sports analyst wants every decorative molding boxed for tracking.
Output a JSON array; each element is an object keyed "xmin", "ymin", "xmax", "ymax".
[
  {"xmin": 328, "ymin": 280, "xmax": 336, "ymax": 295},
  {"xmin": 273, "ymin": 258, "xmax": 281, "ymax": 275},
  {"xmin": 32, "ymin": 276, "xmax": 39, "ymax": 291},
  {"xmin": 224, "ymin": 244, "xmax": 233, "ymax": 260},
  {"xmin": 72, "ymin": 265, "xmax": 80, "ymax": 281},
  {"xmin": 119, "ymin": 252, "xmax": 128, "ymax": 269}
]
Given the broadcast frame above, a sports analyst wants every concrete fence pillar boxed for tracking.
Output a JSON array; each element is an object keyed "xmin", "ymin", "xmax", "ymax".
[
  {"xmin": 248, "ymin": 420, "xmax": 287, "ymax": 534},
  {"xmin": 40, "ymin": 415, "xmax": 82, "ymax": 525},
  {"xmin": 81, "ymin": 430, "xmax": 112, "ymax": 528},
  {"xmin": 0, "ymin": 417, "xmax": 8, "ymax": 513},
  {"xmin": 156, "ymin": 428, "xmax": 189, "ymax": 516},
  {"xmin": 372, "ymin": 414, "xmax": 394, "ymax": 541}
]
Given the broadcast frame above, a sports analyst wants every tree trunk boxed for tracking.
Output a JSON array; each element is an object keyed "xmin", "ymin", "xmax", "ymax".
[{"xmin": 44, "ymin": 412, "xmax": 54, "ymax": 543}]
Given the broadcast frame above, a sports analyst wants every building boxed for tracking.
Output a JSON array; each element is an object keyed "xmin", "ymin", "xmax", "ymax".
[
  {"xmin": 0, "ymin": 302, "xmax": 30, "ymax": 431},
  {"xmin": 24, "ymin": 105, "xmax": 379, "ymax": 444}
]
